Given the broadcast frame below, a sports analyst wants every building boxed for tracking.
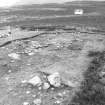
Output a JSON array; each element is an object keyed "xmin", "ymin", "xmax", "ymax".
[{"xmin": 74, "ymin": 9, "xmax": 84, "ymax": 15}]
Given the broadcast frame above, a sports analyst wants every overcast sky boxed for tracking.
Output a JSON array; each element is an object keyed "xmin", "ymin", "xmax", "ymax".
[
  {"xmin": 0, "ymin": 0, "xmax": 105, "ymax": 7},
  {"xmin": 17, "ymin": 0, "xmax": 105, "ymax": 4}
]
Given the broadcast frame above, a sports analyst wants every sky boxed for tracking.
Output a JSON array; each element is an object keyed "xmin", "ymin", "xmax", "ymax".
[
  {"xmin": 0, "ymin": 0, "xmax": 105, "ymax": 7},
  {"xmin": 14, "ymin": 0, "xmax": 105, "ymax": 4}
]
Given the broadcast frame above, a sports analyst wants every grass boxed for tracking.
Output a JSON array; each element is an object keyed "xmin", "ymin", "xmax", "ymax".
[{"xmin": 70, "ymin": 51, "xmax": 105, "ymax": 105}]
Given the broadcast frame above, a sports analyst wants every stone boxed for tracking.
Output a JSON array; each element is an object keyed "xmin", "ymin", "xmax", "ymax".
[
  {"xmin": 55, "ymin": 100, "xmax": 61, "ymax": 104},
  {"xmin": 100, "ymin": 71, "xmax": 105, "ymax": 77},
  {"xmin": 47, "ymin": 72, "xmax": 61, "ymax": 87},
  {"xmin": 38, "ymin": 87, "xmax": 42, "ymax": 90},
  {"xmin": 24, "ymin": 47, "xmax": 32, "ymax": 54},
  {"xmin": 33, "ymin": 94, "xmax": 36, "ymax": 97},
  {"xmin": 21, "ymin": 80, "xmax": 27, "ymax": 83},
  {"xmin": 23, "ymin": 102, "xmax": 30, "ymax": 105},
  {"xmin": 58, "ymin": 93, "xmax": 63, "ymax": 97},
  {"xmin": 30, "ymin": 41, "xmax": 41, "ymax": 48},
  {"xmin": 28, "ymin": 76, "xmax": 42, "ymax": 86},
  {"xmin": 99, "ymin": 71, "xmax": 105, "ymax": 84},
  {"xmin": 8, "ymin": 70, "xmax": 12, "ymax": 73},
  {"xmin": 8, "ymin": 53, "xmax": 20, "ymax": 60},
  {"xmin": 26, "ymin": 91, "xmax": 31, "ymax": 94},
  {"xmin": 33, "ymin": 99, "xmax": 41, "ymax": 105},
  {"xmin": 51, "ymin": 88, "xmax": 54, "ymax": 90},
  {"xmin": 43, "ymin": 82, "xmax": 50, "ymax": 89},
  {"xmin": 28, "ymin": 52, "xmax": 35, "ymax": 55}
]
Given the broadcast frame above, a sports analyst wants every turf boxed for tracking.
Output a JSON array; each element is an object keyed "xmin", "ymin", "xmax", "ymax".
[{"xmin": 70, "ymin": 51, "xmax": 105, "ymax": 105}]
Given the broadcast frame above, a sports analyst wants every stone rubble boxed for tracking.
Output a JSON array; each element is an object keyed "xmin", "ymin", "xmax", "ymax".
[
  {"xmin": 30, "ymin": 41, "xmax": 41, "ymax": 48},
  {"xmin": 24, "ymin": 47, "xmax": 33, "ymax": 55},
  {"xmin": 24, "ymin": 46, "xmax": 39, "ymax": 55},
  {"xmin": 55, "ymin": 100, "xmax": 61, "ymax": 104},
  {"xmin": 8, "ymin": 53, "xmax": 20, "ymax": 60}
]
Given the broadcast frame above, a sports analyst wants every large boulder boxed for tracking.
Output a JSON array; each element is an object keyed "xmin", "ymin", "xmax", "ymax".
[{"xmin": 47, "ymin": 72, "xmax": 61, "ymax": 87}]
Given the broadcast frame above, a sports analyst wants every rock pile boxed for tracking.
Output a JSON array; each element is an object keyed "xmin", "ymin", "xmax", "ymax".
[
  {"xmin": 24, "ymin": 41, "xmax": 41, "ymax": 55},
  {"xmin": 26, "ymin": 72, "xmax": 61, "ymax": 90}
]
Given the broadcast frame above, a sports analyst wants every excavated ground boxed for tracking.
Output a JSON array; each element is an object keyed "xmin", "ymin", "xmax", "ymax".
[{"xmin": 0, "ymin": 26, "xmax": 105, "ymax": 105}]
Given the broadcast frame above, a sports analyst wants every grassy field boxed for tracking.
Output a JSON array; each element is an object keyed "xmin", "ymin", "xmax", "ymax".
[{"xmin": 0, "ymin": 1, "xmax": 105, "ymax": 28}]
